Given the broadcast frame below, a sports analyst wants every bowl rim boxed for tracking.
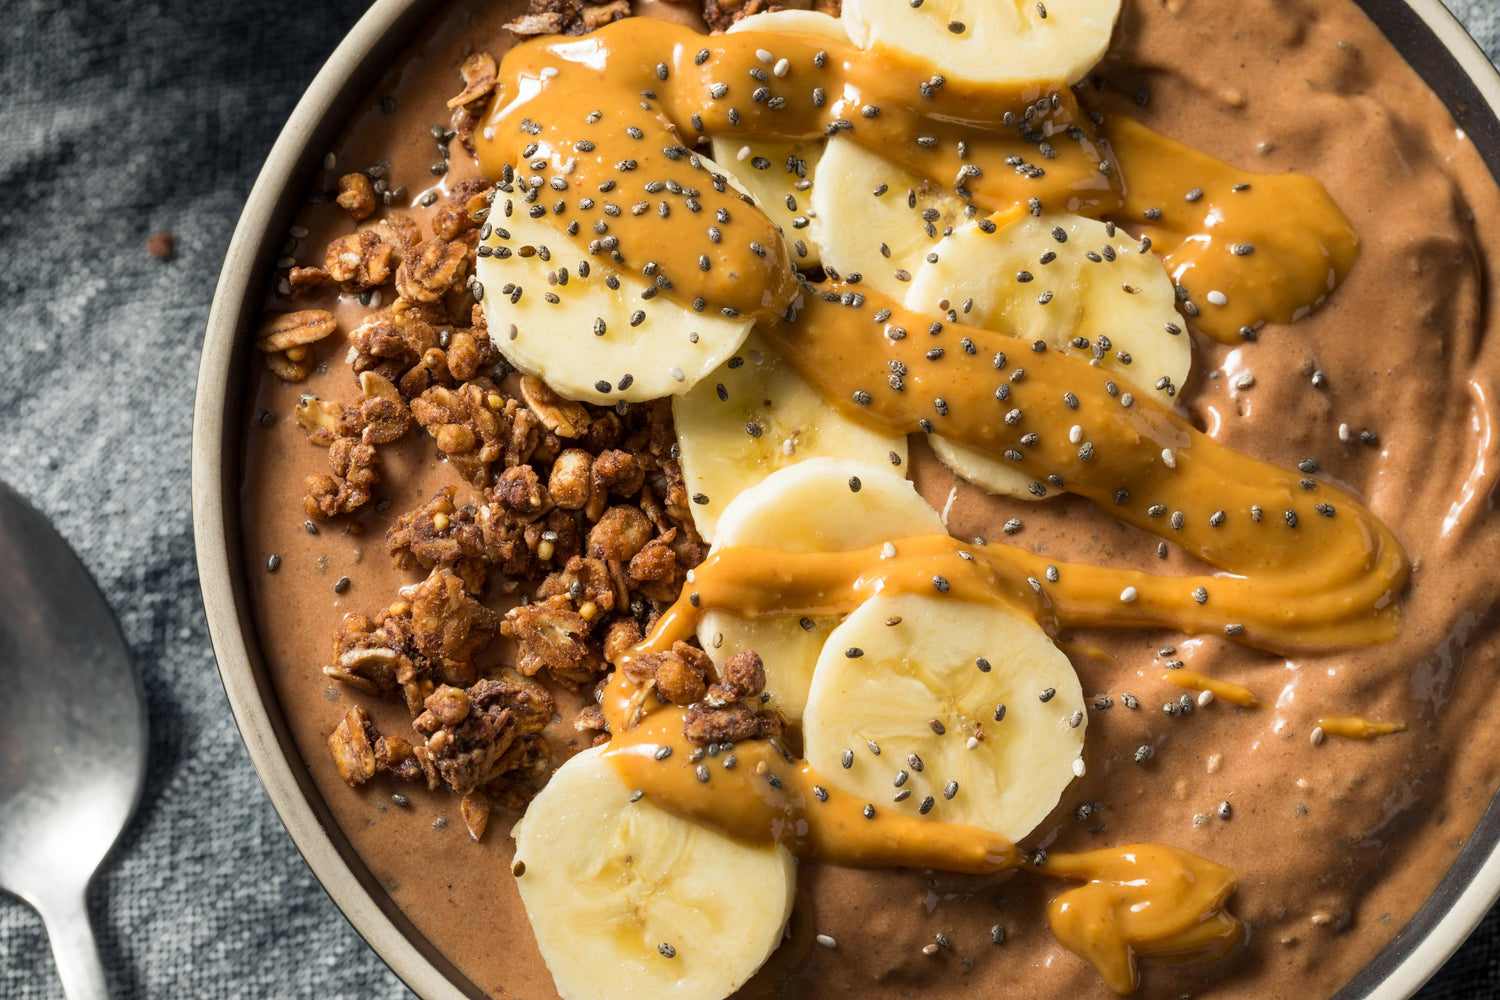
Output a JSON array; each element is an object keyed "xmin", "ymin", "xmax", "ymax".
[{"xmin": 191, "ymin": 2, "xmax": 1500, "ymax": 999}]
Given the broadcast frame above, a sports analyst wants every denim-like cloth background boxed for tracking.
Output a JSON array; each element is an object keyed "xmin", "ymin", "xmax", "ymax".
[{"xmin": 1, "ymin": 1, "xmax": 1497, "ymax": 996}]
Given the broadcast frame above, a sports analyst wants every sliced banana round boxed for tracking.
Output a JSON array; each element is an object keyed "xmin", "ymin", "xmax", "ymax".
[
  {"xmin": 907, "ymin": 211, "xmax": 1190, "ymax": 499},
  {"xmin": 842, "ymin": 0, "xmax": 1122, "ymax": 86},
  {"xmin": 702, "ymin": 459, "xmax": 944, "ymax": 720},
  {"xmin": 513, "ymin": 746, "xmax": 796, "ymax": 1000},
  {"xmin": 802, "ymin": 592, "xmax": 1085, "ymax": 843},
  {"xmin": 710, "ymin": 9, "xmax": 849, "ymax": 271},
  {"xmin": 673, "ymin": 334, "xmax": 907, "ymax": 543},
  {"xmin": 725, "ymin": 7, "xmax": 850, "ymax": 39},
  {"xmin": 809, "ymin": 137, "xmax": 970, "ymax": 300},
  {"xmin": 710, "ymin": 138, "xmax": 824, "ymax": 268},
  {"xmin": 476, "ymin": 176, "xmax": 753, "ymax": 405}
]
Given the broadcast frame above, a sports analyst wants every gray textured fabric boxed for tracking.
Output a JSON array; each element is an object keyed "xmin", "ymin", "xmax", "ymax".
[{"xmin": 0, "ymin": 1, "xmax": 1496, "ymax": 997}]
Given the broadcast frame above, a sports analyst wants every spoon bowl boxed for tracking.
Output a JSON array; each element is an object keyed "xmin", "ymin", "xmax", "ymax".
[{"xmin": 0, "ymin": 482, "xmax": 147, "ymax": 1000}]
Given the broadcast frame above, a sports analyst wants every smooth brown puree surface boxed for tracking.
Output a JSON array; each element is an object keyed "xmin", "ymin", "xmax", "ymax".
[{"xmin": 240, "ymin": 0, "xmax": 1500, "ymax": 997}]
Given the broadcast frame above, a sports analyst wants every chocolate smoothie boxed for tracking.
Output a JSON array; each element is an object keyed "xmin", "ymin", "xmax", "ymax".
[{"xmin": 239, "ymin": 0, "xmax": 1500, "ymax": 997}]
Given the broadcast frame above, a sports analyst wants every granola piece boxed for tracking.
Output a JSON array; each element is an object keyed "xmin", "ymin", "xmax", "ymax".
[
  {"xmin": 374, "ymin": 734, "xmax": 435, "ymax": 787},
  {"xmin": 574, "ymin": 703, "xmax": 608, "ymax": 735},
  {"xmin": 502, "ymin": 594, "xmax": 606, "ymax": 688},
  {"xmin": 447, "ymin": 51, "xmax": 499, "ymax": 109},
  {"xmin": 628, "ymin": 529, "xmax": 686, "ymax": 604},
  {"xmin": 683, "ymin": 701, "xmax": 787, "ymax": 745},
  {"xmin": 461, "ymin": 789, "xmax": 492, "ymax": 841},
  {"xmin": 586, "ymin": 505, "xmax": 653, "ymax": 562},
  {"xmin": 415, "ymin": 674, "xmax": 553, "ymax": 796},
  {"xmin": 578, "ymin": 0, "xmax": 631, "ymax": 30},
  {"xmin": 519, "ymin": 374, "xmax": 590, "ymax": 438},
  {"xmin": 329, "ymin": 706, "xmax": 379, "ymax": 786},
  {"xmin": 702, "ymin": 0, "xmax": 777, "ymax": 31},
  {"xmin": 336, "ymin": 172, "xmax": 378, "ymax": 221},
  {"xmin": 323, "ymin": 612, "xmax": 407, "ymax": 694},
  {"xmin": 493, "ymin": 464, "xmax": 552, "ymax": 518},
  {"xmin": 304, "ymin": 437, "xmax": 379, "ymax": 518},
  {"xmin": 294, "ymin": 396, "xmax": 353, "ymax": 447},
  {"xmin": 503, "ymin": 0, "xmax": 630, "ymax": 35},
  {"xmin": 256, "ymin": 309, "xmax": 337, "ymax": 353},
  {"xmin": 624, "ymin": 640, "xmax": 713, "ymax": 706},
  {"xmin": 532, "ymin": 508, "xmax": 583, "ymax": 568},
  {"xmin": 395, "ymin": 238, "xmax": 468, "ymax": 303},
  {"xmin": 387, "ymin": 486, "xmax": 488, "ymax": 592},
  {"xmin": 592, "ymin": 449, "xmax": 644, "ymax": 498},
  {"xmin": 709, "ymin": 650, "xmax": 765, "ymax": 703},
  {"xmin": 264, "ymin": 350, "xmax": 313, "ymax": 382},
  {"xmin": 288, "ymin": 266, "xmax": 331, "ymax": 293},
  {"xmin": 373, "ymin": 215, "xmax": 423, "ymax": 261},
  {"xmin": 443, "ymin": 329, "xmax": 493, "ymax": 382},
  {"xmin": 539, "ymin": 555, "xmax": 625, "ymax": 616},
  {"xmin": 602, "ymin": 617, "xmax": 642, "ymax": 662},
  {"xmin": 548, "ymin": 448, "xmax": 593, "ymax": 510},
  {"xmin": 410, "ymin": 381, "xmax": 506, "ymax": 485},
  {"xmin": 409, "ymin": 567, "xmax": 500, "ymax": 664},
  {"xmin": 325, "ymin": 229, "xmax": 394, "ymax": 289},
  {"xmin": 502, "ymin": 10, "xmax": 566, "ymax": 35},
  {"xmin": 356, "ymin": 371, "xmax": 412, "ymax": 445}
]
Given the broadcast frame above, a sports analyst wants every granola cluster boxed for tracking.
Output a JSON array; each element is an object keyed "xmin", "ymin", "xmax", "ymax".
[{"xmin": 262, "ymin": 2, "xmax": 796, "ymax": 841}]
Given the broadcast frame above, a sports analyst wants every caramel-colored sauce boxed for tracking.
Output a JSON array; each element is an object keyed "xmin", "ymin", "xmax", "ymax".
[
  {"xmin": 1106, "ymin": 116, "xmax": 1360, "ymax": 344},
  {"xmin": 601, "ymin": 541, "xmax": 1251, "ymax": 991},
  {"xmin": 477, "ymin": 17, "xmax": 1356, "ymax": 336},
  {"xmin": 1317, "ymin": 716, "xmax": 1407, "ymax": 739},
  {"xmin": 1162, "ymin": 668, "xmax": 1261, "ymax": 708},
  {"xmin": 1044, "ymin": 845, "xmax": 1244, "ymax": 996},
  {"xmin": 763, "ymin": 288, "xmax": 1409, "ymax": 651}
]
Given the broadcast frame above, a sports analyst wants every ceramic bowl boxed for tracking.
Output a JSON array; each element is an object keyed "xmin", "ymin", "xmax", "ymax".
[{"xmin": 191, "ymin": 3, "xmax": 1500, "ymax": 997}]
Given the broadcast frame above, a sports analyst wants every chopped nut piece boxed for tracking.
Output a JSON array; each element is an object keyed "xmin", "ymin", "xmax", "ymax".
[
  {"xmin": 460, "ymin": 789, "xmax": 492, "ymax": 841},
  {"xmin": 447, "ymin": 52, "xmax": 499, "ymax": 108},
  {"xmin": 519, "ymin": 375, "xmax": 591, "ymax": 438},
  {"xmin": 410, "ymin": 567, "xmax": 501, "ymax": 664},
  {"xmin": 503, "ymin": 594, "xmax": 605, "ymax": 688},
  {"xmin": 329, "ymin": 706, "xmax": 378, "ymax": 786},
  {"xmin": 256, "ymin": 309, "xmax": 337, "ymax": 353},
  {"xmin": 325, "ymin": 230, "xmax": 394, "ymax": 289},
  {"xmin": 395, "ymin": 238, "xmax": 468, "ymax": 303},
  {"xmin": 336, "ymin": 172, "xmax": 377, "ymax": 221},
  {"xmin": 710, "ymin": 650, "xmax": 765, "ymax": 703},
  {"xmin": 587, "ymin": 505, "xmax": 653, "ymax": 562},
  {"xmin": 684, "ymin": 702, "xmax": 787, "ymax": 745}
]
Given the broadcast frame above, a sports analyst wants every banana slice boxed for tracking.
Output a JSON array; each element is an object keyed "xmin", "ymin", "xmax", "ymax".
[
  {"xmin": 476, "ymin": 176, "xmax": 753, "ymax": 405},
  {"xmin": 709, "ymin": 10, "xmax": 849, "ymax": 270},
  {"xmin": 842, "ymin": 0, "xmax": 1122, "ymax": 86},
  {"xmin": 513, "ymin": 746, "xmax": 796, "ymax": 1000},
  {"xmin": 809, "ymin": 137, "xmax": 970, "ymax": 300},
  {"xmin": 710, "ymin": 138, "xmax": 824, "ymax": 267},
  {"xmin": 701, "ymin": 459, "xmax": 943, "ymax": 719},
  {"xmin": 907, "ymin": 211, "xmax": 1190, "ymax": 499},
  {"xmin": 802, "ymin": 592, "xmax": 1085, "ymax": 843},
  {"xmin": 673, "ymin": 334, "xmax": 908, "ymax": 543}
]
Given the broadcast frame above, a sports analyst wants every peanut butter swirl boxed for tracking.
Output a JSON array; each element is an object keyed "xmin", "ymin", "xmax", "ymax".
[
  {"xmin": 764, "ymin": 288, "xmax": 1410, "ymax": 650},
  {"xmin": 476, "ymin": 17, "xmax": 1357, "ymax": 338}
]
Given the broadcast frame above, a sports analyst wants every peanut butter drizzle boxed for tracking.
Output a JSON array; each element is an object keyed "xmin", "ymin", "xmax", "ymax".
[
  {"xmin": 1317, "ymin": 716, "xmax": 1407, "ymax": 739},
  {"xmin": 762, "ymin": 287, "xmax": 1409, "ymax": 648},
  {"xmin": 599, "ymin": 542, "xmax": 1245, "ymax": 989},
  {"xmin": 1104, "ymin": 116, "xmax": 1360, "ymax": 344},
  {"xmin": 1044, "ymin": 845, "xmax": 1244, "ymax": 996},
  {"xmin": 477, "ymin": 17, "xmax": 1354, "ymax": 335},
  {"xmin": 1162, "ymin": 668, "xmax": 1262, "ymax": 708}
]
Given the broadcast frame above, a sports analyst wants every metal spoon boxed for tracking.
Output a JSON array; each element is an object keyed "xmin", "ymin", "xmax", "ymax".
[{"xmin": 0, "ymin": 481, "xmax": 147, "ymax": 999}]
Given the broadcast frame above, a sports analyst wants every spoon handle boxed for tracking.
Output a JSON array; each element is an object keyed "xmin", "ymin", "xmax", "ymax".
[{"xmin": 35, "ymin": 886, "xmax": 110, "ymax": 1000}]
